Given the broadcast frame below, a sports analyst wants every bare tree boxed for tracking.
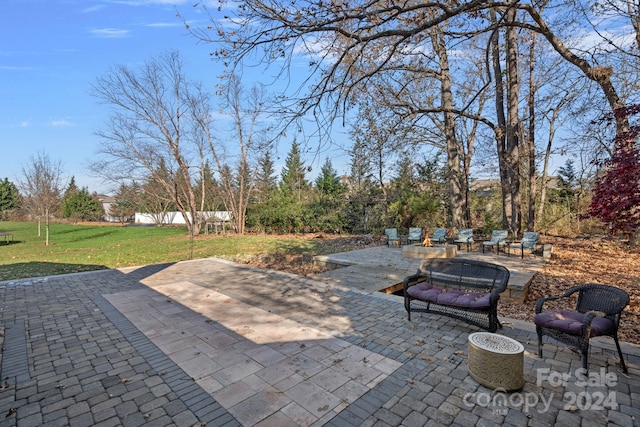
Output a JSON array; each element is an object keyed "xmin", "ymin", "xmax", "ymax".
[
  {"xmin": 517, "ymin": 2, "xmax": 639, "ymax": 144},
  {"xmin": 181, "ymin": 1, "xmax": 524, "ymax": 230},
  {"xmin": 91, "ymin": 51, "xmax": 208, "ymax": 236},
  {"xmin": 20, "ymin": 152, "xmax": 64, "ymax": 246},
  {"xmin": 181, "ymin": 0, "xmax": 640, "ymax": 237},
  {"xmin": 349, "ymin": 100, "xmax": 400, "ymax": 224},
  {"xmin": 201, "ymin": 74, "xmax": 265, "ymax": 234}
]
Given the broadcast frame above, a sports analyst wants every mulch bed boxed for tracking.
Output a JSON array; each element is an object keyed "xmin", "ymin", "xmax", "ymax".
[{"xmin": 500, "ymin": 236, "xmax": 640, "ymax": 345}]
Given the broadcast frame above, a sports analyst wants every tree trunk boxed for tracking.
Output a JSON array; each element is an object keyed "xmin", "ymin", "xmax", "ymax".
[
  {"xmin": 536, "ymin": 107, "xmax": 558, "ymax": 228},
  {"xmin": 505, "ymin": 7, "xmax": 522, "ymax": 234},
  {"xmin": 491, "ymin": 10, "xmax": 510, "ymax": 230},
  {"xmin": 526, "ymin": 31, "xmax": 537, "ymax": 231},
  {"xmin": 432, "ymin": 29, "xmax": 464, "ymax": 228},
  {"xmin": 45, "ymin": 207, "xmax": 50, "ymax": 246}
]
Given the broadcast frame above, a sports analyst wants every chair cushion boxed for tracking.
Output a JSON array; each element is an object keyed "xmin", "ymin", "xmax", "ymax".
[
  {"xmin": 534, "ymin": 309, "xmax": 615, "ymax": 337},
  {"xmin": 407, "ymin": 283, "xmax": 491, "ymax": 309}
]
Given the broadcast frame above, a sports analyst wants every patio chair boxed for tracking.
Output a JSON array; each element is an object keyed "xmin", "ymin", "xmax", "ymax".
[
  {"xmin": 508, "ymin": 231, "xmax": 539, "ymax": 258},
  {"xmin": 482, "ymin": 230, "xmax": 508, "ymax": 254},
  {"xmin": 453, "ymin": 228, "xmax": 474, "ymax": 251},
  {"xmin": 385, "ymin": 228, "xmax": 401, "ymax": 247},
  {"xmin": 431, "ymin": 227, "xmax": 448, "ymax": 244},
  {"xmin": 534, "ymin": 284, "xmax": 629, "ymax": 373},
  {"xmin": 407, "ymin": 227, "xmax": 423, "ymax": 245}
]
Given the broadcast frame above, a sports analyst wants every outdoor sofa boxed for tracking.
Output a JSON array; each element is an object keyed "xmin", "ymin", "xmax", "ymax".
[{"xmin": 403, "ymin": 258, "xmax": 510, "ymax": 332}]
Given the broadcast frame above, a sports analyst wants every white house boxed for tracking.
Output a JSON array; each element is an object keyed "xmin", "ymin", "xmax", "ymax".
[{"xmin": 134, "ymin": 211, "xmax": 233, "ymax": 231}]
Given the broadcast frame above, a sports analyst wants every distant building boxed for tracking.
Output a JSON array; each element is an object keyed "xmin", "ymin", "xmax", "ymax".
[
  {"xmin": 97, "ymin": 195, "xmax": 125, "ymax": 223},
  {"xmin": 134, "ymin": 211, "xmax": 233, "ymax": 231},
  {"xmin": 469, "ymin": 176, "xmax": 561, "ymax": 196},
  {"xmin": 469, "ymin": 179, "xmax": 501, "ymax": 196}
]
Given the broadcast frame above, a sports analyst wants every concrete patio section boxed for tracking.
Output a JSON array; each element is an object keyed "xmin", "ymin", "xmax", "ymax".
[{"xmin": 0, "ymin": 248, "xmax": 639, "ymax": 426}]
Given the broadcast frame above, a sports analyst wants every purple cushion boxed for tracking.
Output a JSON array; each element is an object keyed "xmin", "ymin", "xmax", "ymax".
[
  {"xmin": 406, "ymin": 283, "xmax": 445, "ymax": 301},
  {"xmin": 407, "ymin": 283, "xmax": 491, "ymax": 309},
  {"xmin": 534, "ymin": 309, "xmax": 615, "ymax": 337}
]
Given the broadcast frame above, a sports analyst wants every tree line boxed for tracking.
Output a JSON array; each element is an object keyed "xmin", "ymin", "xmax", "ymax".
[
  {"xmin": 4, "ymin": 0, "xmax": 640, "ymax": 244},
  {"xmin": 177, "ymin": 0, "xmax": 640, "ymax": 244},
  {"xmin": 0, "ymin": 153, "xmax": 103, "ymax": 245},
  {"xmin": 77, "ymin": 49, "xmax": 615, "ymax": 241},
  {"xmin": 1, "ymin": 141, "xmax": 589, "ymax": 244}
]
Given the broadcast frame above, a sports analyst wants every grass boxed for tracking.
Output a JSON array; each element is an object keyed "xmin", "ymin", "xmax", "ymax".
[{"xmin": 0, "ymin": 221, "xmax": 341, "ymax": 281}]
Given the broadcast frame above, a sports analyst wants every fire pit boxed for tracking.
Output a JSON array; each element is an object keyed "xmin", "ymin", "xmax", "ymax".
[{"xmin": 402, "ymin": 243, "xmax": 457, "ymax": 259}]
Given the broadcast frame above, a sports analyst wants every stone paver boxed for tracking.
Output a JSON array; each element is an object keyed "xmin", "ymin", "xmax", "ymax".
[
  {"xmin": 1, "ymin": 248, "xmax": 639, "ymax": 426},
  {"xmin": 104, "ymin": 282, "xmax": 401, "ymax": 425}
]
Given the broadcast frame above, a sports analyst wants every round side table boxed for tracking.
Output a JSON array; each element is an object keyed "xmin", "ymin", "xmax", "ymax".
[{"xmin": 468, "ymin": 332, "xmax": 524, "ymax": 391}]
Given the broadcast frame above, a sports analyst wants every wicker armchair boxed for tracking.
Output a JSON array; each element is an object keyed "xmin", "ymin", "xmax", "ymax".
[{"xmin": 534, "ymin": 284, "xmax": 629, "ymax": 373}]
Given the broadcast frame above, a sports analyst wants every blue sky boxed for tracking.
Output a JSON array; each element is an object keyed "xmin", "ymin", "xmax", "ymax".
[
  {"xmin": 0, "ymin": 0, "xmax": 230, "ymax": 194},
  {"xmin": 1, "ymin": 1, "xmax": 583, "ymax": 198}
]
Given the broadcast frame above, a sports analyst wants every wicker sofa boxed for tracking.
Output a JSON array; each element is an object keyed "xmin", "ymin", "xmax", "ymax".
[{"xmin": 403, "ymin": 258, "xmax": 510, "ymax": 332}]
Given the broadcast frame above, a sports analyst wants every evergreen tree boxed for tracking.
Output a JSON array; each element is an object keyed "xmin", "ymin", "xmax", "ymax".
[
  {"xmin": 344, "ymin": 141, "xmax": 382, "ymax": 233},
  {"xmin": 59, "ymin": 176, "xmax": 80, "ymax": 217},
  {"xmin": 315, "ymin": 158, "xmax": 344, "ymax": 196},
  {"xmin": 557, "ymin": 159, "xmax": 577, "ymax": 189},
  {"xmin": 388, "ymin": 155, "xmax": 444, "ymax": 229},
  {"xmin": 0, "ymin": 178, "xmax": 21, "ymax": 220},
  {"xmin": 255, "ymin": 151, "xmax": 278, "ymax": 202},
  {"xmin": 550, "ymin": 158, "xmax": 579, "ymax": 205},
  {"xmin": 111, "ymin": 182, "xmax": 141, "ymax": 223},
  {"xmin": 138, "ymin": 160, "xmax": 176, "ymax": 224},
  {"xmin": 312, "ymin": 158, "xmax": 346, "ymax": 232},
  {"xmin": 61, "ymin": 187, "xmax": 104, "ymax": 222},
  {"xmin": 280, "ymin": 139, "xmax": 308, "ymax": 197},
  {"xmin": 247, "ymin": 140, "xmax": 315, "ymax": 232},
  {"xmin": 194, "ymin": 162, "xmax": 221, "ymax": 211},
  {"xmin": 63, "ymin": 176, "xmax": 79, "ymax": 199}
]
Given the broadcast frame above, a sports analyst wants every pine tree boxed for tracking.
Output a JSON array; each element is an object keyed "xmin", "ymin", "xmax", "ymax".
[
  {"xmin": 255, "ymin": 151, "xmax": 278, "ymax": 203},
  {"xmin": 315, "ymin": 158, "xmax": 344, "ymax": 196},
  {"xmin": 61, "ymin": 187, "xmax": 103, "ymax": 222},
  {"xmin": 63, "ymin": 176, "xmax": 79, "ymax": 198},
  {"xmin": 194, "ymin": 162, "xmax": 221, "ymax": 211},
  {"xmin": 0, "ymin": 178, "xmax": 20, "ymax": 220},
  {"xmin": 312, "ymin": 158, "xmax": 346, "ymax": 232},
  {"xmin": 345, "ymin": 140, "xmax": 381, "ymax": 233},
  {"xmin": 280, "ymin": 139, "xmax": 308, "ymax": 198}
]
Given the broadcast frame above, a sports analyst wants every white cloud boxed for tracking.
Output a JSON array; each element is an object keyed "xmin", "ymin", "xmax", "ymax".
[
  {"xmin": 83, "ymin": 5, "xmax": 106, "ymax": 13},
  {"xmin": 90, "ymin": 28, "xmax": 130, "ymax": 39},
  {"xmin": 49, "ymin": 119, "xmax": 75, "ymax": 127},
  {"xmin": 107, "ymin": 0, "xmax": 190, "ymax": 5},
  {"xmin": 145, "ymin": 22, "xmax": 183, "ymax": 28},
  {"xmin": 0, "ymin": 65, "xmax": 34, "ymax": 71}
]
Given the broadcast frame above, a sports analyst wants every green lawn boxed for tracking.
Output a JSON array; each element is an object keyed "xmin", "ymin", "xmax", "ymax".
[{"xmin": 0, "ymin": 221, "xmax": 334, "ymax": 281}]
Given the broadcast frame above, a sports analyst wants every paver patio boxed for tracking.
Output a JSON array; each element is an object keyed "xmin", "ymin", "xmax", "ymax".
[{"xmin": 0, "ymin": 247, "xmax": 638, "ymax": 426}]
